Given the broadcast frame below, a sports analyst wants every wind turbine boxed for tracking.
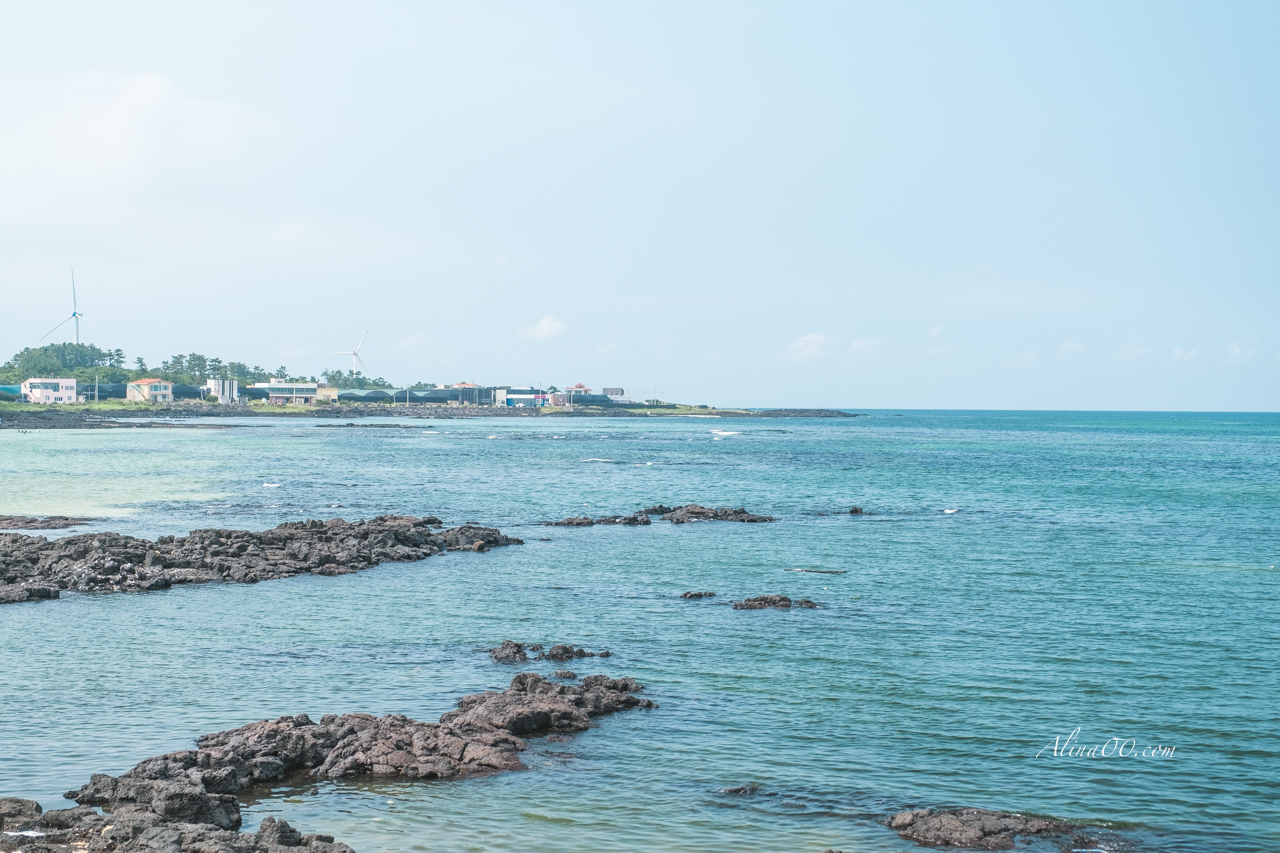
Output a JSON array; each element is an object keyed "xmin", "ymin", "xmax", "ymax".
[
  {"xmin": 40, "ymin": 270, "xmax": 99, "ymax": 345},
  {"xmin": 332, "ymin": 331, "xmax": 369, "ymax": 375}
]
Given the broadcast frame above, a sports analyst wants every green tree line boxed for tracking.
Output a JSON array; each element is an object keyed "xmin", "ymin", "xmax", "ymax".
[{"xmin": 0, "ymin": 343, "xmax": 378, "ymax": 387}]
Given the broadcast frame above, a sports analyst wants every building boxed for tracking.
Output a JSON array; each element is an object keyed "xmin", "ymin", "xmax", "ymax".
[
  {"xmin": 248, "ymin": 380, "xmax": 320, "ymax": 405},
  {"xmin": 127, "ymin": 379, "xmax": 173, "ymax": 403},
  {"xmin": 316, "ymin": 386, "xmax": 338, "ymax": 402},
  {"xmin": 21, "ymin": 378, "xmax": 77, "ymax": 404},
  {"xmin": 204, "ymin": 379, "xmax": 239, "ymax": 404},
  {"xmin": 603, "ymin": 388, "xmax": 624, "ymax": 397},
  {"xmin": 495, "ymin": 387, "xmax": 547, "ymax": 407}
]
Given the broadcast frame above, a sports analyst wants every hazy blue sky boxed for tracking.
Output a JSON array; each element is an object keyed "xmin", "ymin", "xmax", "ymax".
[{"xmin": 1, "ymin": 2, "xmax": 1276, "ymax": 409}]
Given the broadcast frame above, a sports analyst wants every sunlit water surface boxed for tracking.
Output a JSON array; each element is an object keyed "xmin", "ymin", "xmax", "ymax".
[{"xmin": 1, "ymin": 412, "xmax": 1277, "ymax": 853}]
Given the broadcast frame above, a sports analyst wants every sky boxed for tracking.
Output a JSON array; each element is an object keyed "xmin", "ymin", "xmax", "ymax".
[{"xmin": 0, "ymin": 1, "xmax": 1277, "ymax": 410}]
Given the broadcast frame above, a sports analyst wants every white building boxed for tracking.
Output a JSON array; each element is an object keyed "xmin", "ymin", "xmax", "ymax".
[
  {"xmin": 250, "ymin": 379, "xmax": 320, "ymax": 405},
  {"xmin": 127, "ymin": 379, "xmax": 173, "ymax": 403},
  {"xmin": 21, "ymin": 378, "xmax": 77, "ymax": 404},
  {"xmin": 204, "ymin": 378, "xmax": 238, "ymax": 404}
]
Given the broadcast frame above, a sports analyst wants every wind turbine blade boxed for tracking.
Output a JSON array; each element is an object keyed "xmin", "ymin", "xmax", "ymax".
[
  {"xmin": 79, "ymin": 315, "xmax": 105, "ymax": 330},
  {"xmin": 331, "ymin": 351, "xmax": 353, "ymax": 356},
  {"xmin": 355, "ymin": 331, "xmax": 368, "ymax": 354},
  {"xmin": 72, "ymin": 269, "xmax": 77, "ymax": 313},
  {"xmin": 355, "ymin": 354, "xmax": 368, "ymax": 374},
  {"xmin": 39, "ymin": 315, "xmax": 74, "ymax": 342}
]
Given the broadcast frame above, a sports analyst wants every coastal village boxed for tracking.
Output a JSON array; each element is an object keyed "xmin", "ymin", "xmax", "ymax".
[{"xmin": 3, "ymin": 378, "xmax": 641, "ymax": 408}]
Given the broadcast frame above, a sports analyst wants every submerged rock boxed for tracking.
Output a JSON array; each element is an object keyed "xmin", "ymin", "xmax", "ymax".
[
  {"xmin": 663, "ymin": 505, "xmax": 774, "ymax": 524},
  {"xmin": 546, "ymin": 517, "xmax": 595, "ymax": 527},
  {"xmin": 0, "ymin": 516, "xmax": 521, "ymax": 606},
  {"xmin": 731, "ymin": 595, "xmax": 817, "ymax": 610},
  {"xmin": 536, "ymin": 644, "xmax": 609, "ymax": 661},
  {"xmin": 680, "ymin": 591, "xmax": 716, "ymax": 599},
  {"xmin": 887, "ymin": 807, "xmax": 1078, "ymax": 850},
  {"xmin": 0, "ymin": 516, "xmax": 97, "ymax": 530},
  {"xmin": 594, "ymin": 512, "xmax": 651, "ymax": 526},
  {"xmin": 641, "ymin": 505, "xmax": 676, "ymax": 515},
  {"xmin": 28, "ymin": 674, "xmax": 653, "ymax": 853}
]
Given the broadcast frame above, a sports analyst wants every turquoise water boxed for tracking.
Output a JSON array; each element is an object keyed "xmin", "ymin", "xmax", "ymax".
[{"xmin": 1, "ymin": 411, "xmax": 1277, "ymax": 853}]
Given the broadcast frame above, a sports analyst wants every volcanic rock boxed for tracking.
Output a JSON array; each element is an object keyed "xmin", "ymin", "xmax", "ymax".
[
  {"xmin": 680, "ymin": 591, "xmax": 716, "ymax": 599},
  {"xmin": 547, "ymin": 517, "xmax": 595, "ymax": 527},
  {"xmin": 641, "ymin": 505, "xmax": 675, "ymax": 515},
  {"xmin": 663, "ymin": 505, "xmax": 774, "ymax": 524},
  {"xmin": 489, "ymin": 640, "xmax": 529, "ymax": 663},
  {"xmin": 593, "ymin": 512, "xmax": 651, "ymax": 526},
  {"xmin": 886, "ymin": 808, "xmax": 1078, "ymax": 850},
  {"xmin": 731, "ymin": 595, "xmax": 817, "ymax": 610},
  {"xmin": 849, "ymin": 506, "xmax": 864, "ymax": 514},
  {"xmin": 29, "ymin": 674, "xmax": 653, "ymax": 853},
  {"xmin": 536, "ymin": 644, "xmax": 609, "ymax": 661},
  {"xmin": 553, "ymin": 670, "xmax": 577, "ymax": 679},
  {"xmin": 0, "ymin": 516, "xmax": 97, "ymax": 530},
  {"xmin": 0, "ymin": 516, "xmax": 521, "ymax": 606}
]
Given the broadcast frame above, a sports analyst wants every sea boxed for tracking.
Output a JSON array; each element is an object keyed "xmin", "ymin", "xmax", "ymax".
[{"xmin": 1, "ymin": 411, "xmax": 1277, "ymax": 853}]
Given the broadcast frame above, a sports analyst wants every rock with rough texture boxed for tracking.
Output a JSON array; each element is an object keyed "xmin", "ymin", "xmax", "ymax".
[
  {"xmin": 641, "ymin": 505, "xmax": 676, "ymax": 515},
  {"xmin": 553, "ymin": 670, "xmax": 577, "ymax": 679},
  {"xmin": 0, "ymin": 516, "xmax": 521, "ymax": 606},
  {"xmin": 593, "ymin": 512, "xmax": 651, "ymax": 526},
  {"xmin": 680, "ymin": 591, "xmax": 716, "ymax": 599},
  {"xmin": 731, "ymin": 595, "xmax": 817, "ymax": 610},
  {"xmin": 547, "ymin": 516, "xmax": 595, "ymax": 527},
  {"xmin": 489, "ymin": 640, "xmax": 529, "ymax": 663},
  {"xmin": 25, "ymin": 674, "xmax": 652, "ymax": 853},
  {"xmin": 849, "ymin": 506, "xmax": 864, "ymax": 514},
  {"xmin": 663, "ymin": 505, "xmax": 774, "ymax": 524},
  {"xmin": 886, "ymin": 808, "xmax": 1078, "ymax": 850},
  {"xmin": 536, "ymin": 644, "xmax": 609, "ymax": 661},
  {"xmin": 0, "ymin": 516, "xmax": 97, "ymax": 530}
]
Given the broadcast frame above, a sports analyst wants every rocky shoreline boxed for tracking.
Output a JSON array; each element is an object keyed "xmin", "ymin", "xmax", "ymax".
[
  {"xmin": 0, "ymin": 517, "xmax": 97, "ymax": 530},
  {"xmin": 0, "ymin": 516, "xmax": 521, "ymax": 605},
  {"xmin": 0, "ymin": 404, "xmax": 859, "ymax": 430},
  {"xmin": 885, "ymin": 807, "xmax": 1116, "ymax": 851},
  {"xmin": 0, "ymin": 673, "xmax": 655, "ymax": 853}
]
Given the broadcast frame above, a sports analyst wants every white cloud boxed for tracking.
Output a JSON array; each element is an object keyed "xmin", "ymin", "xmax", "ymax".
[
  {"xmin": 1122, "ymin": 342, "xmax": 1151, "ymax": 359},
  {"xmin": 781, "ymin": 332, "xmax": 833, "ymax": 361},
  {"xmin": 1171, "ymin": 347, "xmax": 1196, "ymax": 362},
  {"xmin": 1059, "ymin": 340, "xmax": 1083, "ymax": 353},
  {"xmin": 927, "ymin": 326, "xmax": 942, "ymax": 337},
  {"xmin": 848, "ymin": 337, "xmax": 882, "ymax": 356},
  {"xmin": 1226, "ymin": 337, "xmax": 1257, "ymax": 362},
  {"xmin": 520, "ymin": 315, "xmax": 567, "ymax": 340}
]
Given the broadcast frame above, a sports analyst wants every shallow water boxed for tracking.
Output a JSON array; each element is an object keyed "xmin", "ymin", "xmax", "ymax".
[{"xmin": 1, "ymin": 411, "xmax": 1278, "ymax": 852}]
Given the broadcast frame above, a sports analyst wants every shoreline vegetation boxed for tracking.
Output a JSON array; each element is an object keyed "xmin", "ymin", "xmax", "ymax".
[{"xmin": 0, "ymin": 400, "xmax": 859, "ymax": 430}]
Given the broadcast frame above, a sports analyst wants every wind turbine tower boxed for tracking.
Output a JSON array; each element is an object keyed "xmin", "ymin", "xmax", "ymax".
[
  {"xmin": 332, "ymin": 331, "xmax": 370, "ymax": 375},
  {"xmin": 40, "ymin": 270, "xmax": 97, "ymax": 345}
]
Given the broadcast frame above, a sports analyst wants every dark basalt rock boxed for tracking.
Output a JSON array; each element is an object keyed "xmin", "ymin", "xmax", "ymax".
[
  {"xmin": 663, "ymin": 505, "xmax": 774, "ymax": 524},
  {"xmin": 536, "ymin": 644, "xmax": 609, "ymax": 662},
  {"xmin": 0, "ymin": 516, "xmax": 97, "ymax": 530},
  {"xmin": 593, "ymin": 512, "xmax": 650, "ymax": 526},
  {"xmin": 849, "ymin": 506, "xmax": 864, "ymax": 514},
  {"xmin": 489, "ymin": 640, "xmax": 529, "ymax": 663},
  {"xmin": 719, "ymin": 784, "xmax": 758, "ymax": 795},
  {"xmin": 553, "ymin": 670, "xmax": 577, "ymax": 679},
  {"xmin": 731, "ymin": 595, "xmax": 817, "ymax": 610},
  {"xmin": 886, "ymin": 808, "xmax": 1078, "ymax": 850},
  {"xmin": 680, "ymin": 591, "xmax": 716, "ymax": 599},
  {"xmin": 641, "ymin": 505, "xmax": 675, "ymax": 515},
  {"xmin": 0, "ymin": 516, "xmax": 521, "ymax": 606},
  {"xmin": 547, "ymin": 516, "xmax": 595, "ymax": 527},
  {"xmin": 18, "ymin": 674, "xmax": 653, "ymax": 853}
]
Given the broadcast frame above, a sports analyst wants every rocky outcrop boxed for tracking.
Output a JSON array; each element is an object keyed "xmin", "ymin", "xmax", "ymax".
[
  {"xmin": 731, "ymin": 595, "xmax": 817, "ymax": 610},
  {"xmin": 0, "ymin": 800, "xmax": 348, "ymax": 853},
  {"xmin": 594, "ymin": 512, "xmax": 650, "ymax": 526},
  {"xmin": 0, "ymin": 516, "xmax": 521, "ymax": 606},
  {"xmin": 680, "ymin": 591, "xmax": 716, "ymax": 599},
  {"xmin": 537, "ymin": 644, "xmax": 609, "ymax": 662},
  {"xmin": 0, "ymin": 516, "xmax": 97, "ymax": 530},
  {"xmin": 546, "ymin": 511, "xmax": 649, "ymax": 527},
  {"xmin": 550, "ymin": 505, "xmax": 773, "ymax": 526},
  {"xmin": 886, "ymin": 808, "xmax": 1078, "ymax": 850},
  {"xmin": 849, "ymin": 506, "xmax": 864, "ymax": 515},
  {"xmin": 486, "ymin": 641, "xmax": 606, "ymax": 663},
  {"xmin": 7, "ymin": 674, "xmax": 653, "ymax": 852},
  {"xmin": 663, "ymin": 505, "xmax": 774, "ymax": 524}
]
